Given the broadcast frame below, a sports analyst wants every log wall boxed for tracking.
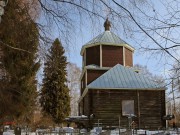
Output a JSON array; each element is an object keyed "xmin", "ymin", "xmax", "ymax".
[
  {"xmin": 102, "ymin": 45, "xmax": 123, "ymax": 67},
  {"xmin": 87, "ymin": 70, "xmax": 107, "ymax": 85},
  {"xmin": 125, "ymin": 47, "xmax": 133, "ymax": 67},
  {"xmin": 86, "ymin": 46, "xmax": 100, "ymax": 66},
  {"xmin": 83, "ymin": 89, "xmax": 166, "ymax": 129}
]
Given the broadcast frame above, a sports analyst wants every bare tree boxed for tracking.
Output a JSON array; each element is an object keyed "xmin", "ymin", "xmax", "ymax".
[
  {"xmin": 18, "ymin": 2, "xmax": 177, "ymax": 106},
  {"xmin": 35, "ymin": 1, "xmax": 180, "ymax": 64},
  {"xmin": 134, "ymin": 64, "xmax": 165, "ymax": 85},
  {"xmin": 176, "ymin": 101, "xmax": 180, "ymax": 126},
  {"xmin": 67, "ymin": 63, "xmax": 81, "ymax": 116},
  {"xmin": 2, "ymin": 0, "xmax": 180, "ymax": 67}
]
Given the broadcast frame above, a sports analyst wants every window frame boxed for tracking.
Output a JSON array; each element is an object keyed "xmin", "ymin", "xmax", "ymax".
[{"xmin": 122, "ymin": 100, "xmax": 135, "ymax": 116}]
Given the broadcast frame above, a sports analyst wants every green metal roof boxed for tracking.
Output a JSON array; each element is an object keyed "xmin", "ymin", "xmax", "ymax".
[
  {"xmin": 87, "ymin": 64, "xmax": 165, "ymax": 90},
  {"xmin": 80, "ymin": 31, "xmax": 135, "ymax": 55},
  {"xmin": 86, "ymin": 31, "xmax": 127, "ymax": 45}
]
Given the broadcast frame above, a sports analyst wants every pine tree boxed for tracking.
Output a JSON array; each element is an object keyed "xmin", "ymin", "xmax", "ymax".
[{"xmin": 40, "ymin": 38, "xmax": 70, "ymax": 124}]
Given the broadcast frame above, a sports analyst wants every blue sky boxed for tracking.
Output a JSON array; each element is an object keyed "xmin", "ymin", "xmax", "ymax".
[
  {"xmin": 38, "ymin": 0, "xmax": 180, "ymax": 87},
  {"xmin": 61, "ymin": 0, "xmax": 180, "ymax": 80},
  {"xmin": 38, "ymin": 0, "xmax": 180, "ymax": 109},
  {"xmin": 66, "ymin": 21, "xmax": 167, "ymax": 76}
]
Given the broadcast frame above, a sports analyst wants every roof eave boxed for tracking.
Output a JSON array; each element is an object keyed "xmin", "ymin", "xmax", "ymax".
[
  {"xmin": 78, "ymin": 87, "xmax": 166, "ymax": 103},
  {"xmin": 80, "ymin": 43, "xmax": 135, "ymax": 56},
  {"xmin": 87, "ymin": 87, "xmax": 166, "ymax": 90},
  {"xmin": 79, "ymin": 66, "xmax": 110, "ymax": 81}
]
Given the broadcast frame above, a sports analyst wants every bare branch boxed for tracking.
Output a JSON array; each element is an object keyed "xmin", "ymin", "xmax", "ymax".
[
  {"xmin": 0, "ymin": 40, "xmax": 31, "ymax": 53},
  {"xmin": 111, "ymin": 0, "xmax": 180, "ymax": 64},
  {"xmin": 53, "ymin": 0, "xmax": 104, "ymax": 19}
]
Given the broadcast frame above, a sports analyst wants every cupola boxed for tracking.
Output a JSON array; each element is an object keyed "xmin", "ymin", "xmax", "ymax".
[{"xmin": 81, "ymin": 19, "xmax": 135, "ymax": 68}]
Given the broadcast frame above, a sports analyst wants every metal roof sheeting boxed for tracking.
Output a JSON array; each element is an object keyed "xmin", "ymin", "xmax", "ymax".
[
  {"xmin": 85, "ymin": 31, "xmax": 127, "ymax": 45},
  {"xmin": 80, "ymin": 31, "xmax": 135, "ymax": 55},
  {"xmin": 87, "ymin": 64, "xmax": 165, "ymax": 90}
]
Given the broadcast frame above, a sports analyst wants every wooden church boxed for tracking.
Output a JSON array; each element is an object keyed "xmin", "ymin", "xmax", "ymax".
[{"xmin": 78, "ymin": 19, "xmax": 166, "ymax": 130}]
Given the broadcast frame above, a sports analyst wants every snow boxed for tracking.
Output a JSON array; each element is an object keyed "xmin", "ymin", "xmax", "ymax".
[
  {"xmin": 109, "ymin": 128, "xmax": 180, "ymax": 135},
  {"xmin": 2, "ymin": 128, "xmax": 180, "ymax": 135},
  {"xmin": 3, "ymin": 132, "xmax": 36, "ymax": 135},
  {"xmin": 3, "ymin": 130, "xmax": 14, "ymax": 135}
]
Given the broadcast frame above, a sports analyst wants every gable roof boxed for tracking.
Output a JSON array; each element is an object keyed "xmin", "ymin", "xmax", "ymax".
[
  {"xmin": 87, "ymin": 64, "xmax": 165, "ymax": 90},
  {"xmin": 80, "ymin": 31, "xmax": 135, "ymax": 55}
]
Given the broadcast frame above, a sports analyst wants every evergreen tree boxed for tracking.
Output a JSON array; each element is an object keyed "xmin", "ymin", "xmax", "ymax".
[
  {"xmin": 0, "ymin": 0, "xmax": 40, "ymax": 121},
  {"xmin": 40, "ymin": 38, "xmax": 70, "ymax": 124}
]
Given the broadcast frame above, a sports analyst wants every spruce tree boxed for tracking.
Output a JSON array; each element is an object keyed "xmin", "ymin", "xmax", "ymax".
[
  {"xmin": 0, "ymin": 0, "xmax": 40, "ymax": 121},
  {"xmin": 40, "ymin": 38, "xmax": 70, "ymax": 124}
]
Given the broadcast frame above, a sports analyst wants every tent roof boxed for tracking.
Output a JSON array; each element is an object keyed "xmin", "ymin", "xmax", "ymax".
[{"xmin": 80, "ymin": 31, "xmax": 134, "ymax": 55}]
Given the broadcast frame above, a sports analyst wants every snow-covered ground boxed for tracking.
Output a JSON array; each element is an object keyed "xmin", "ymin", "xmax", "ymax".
[
  {"xmin": 3, "ymin": 131, "xmax": 36, "ymax": 135},
  {"xmin": 2, "ymin": 128, "xmax": 180, "ymax": 135},
  {"xmin": 3, "ymin": 130, "xmax": 14, "ymax": 135},
  {"xmin": 110, "ymin": 128, "xmax": 180, "ymax": 135}
]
